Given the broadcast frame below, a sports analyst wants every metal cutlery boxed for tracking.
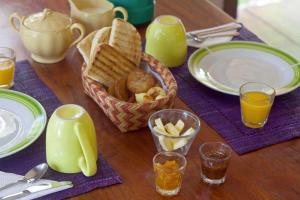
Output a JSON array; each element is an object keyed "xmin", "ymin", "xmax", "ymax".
[
  {"xmin": 187, "ymin": 31, "xmax": 240, "ymax": 43},
  {"xmin": 192, "ymin": 22, "xmax": 242, "ymax": 36},
  {"xmin": 0, "ymin": 163, "xmax": 48, "ymax": 192},
  {"xmin": 0, "ymin": 181, "xmax": 73, "ymax": 200}
]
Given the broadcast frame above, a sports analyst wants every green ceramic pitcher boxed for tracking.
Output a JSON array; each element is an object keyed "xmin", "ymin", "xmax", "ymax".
[
  {"xmin": 145, "ymin": 15, "xmax": 187, "ymax": 67},
  {"xmin": 109, "ymin": 0, "xmax": 154, "ymax": 25},
  {"xmin": 46, "ymin": 104, "xmax": 98, "ymax": 177}
]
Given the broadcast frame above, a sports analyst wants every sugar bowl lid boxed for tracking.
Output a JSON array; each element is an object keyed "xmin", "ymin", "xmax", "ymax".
[{"xmin": 23, "ymin": 8, "xmax": 72, "ymax": 32}]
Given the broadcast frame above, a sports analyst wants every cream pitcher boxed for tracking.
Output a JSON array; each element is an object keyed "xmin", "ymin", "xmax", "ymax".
[
  {"xmin": 9, "ymin": 9, "xmax": 85, "ymax": 64},
  {"xmin": 46, "ymin": 104, "xmax": 98, "ymax": 177},
  {"xmin": 69, "ymin": 0, "xmax": 128, "ymax": 33}
]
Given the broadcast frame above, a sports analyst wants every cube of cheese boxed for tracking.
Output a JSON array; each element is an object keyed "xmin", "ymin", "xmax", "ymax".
[
  {"xmin": 153, "ymin": 126, "xmax": 168, "ymax": 135},
  {"xmin": 182, "ymin": 127, "xmax": 195, "ymax": 136},
  {"xmin": 165, "ymin": 123, "xmax": 180, "ymax": 136},
  {"xmin": 173, "ymin": 138, "xmax": 188, "ymax": 150},
  {"xmin": 175, "ymin": 119, "xmax": 185, "ymax": 133},
  {"xmin": 158, "ymin": 136, "xmax": 173, "ymax": 151}
]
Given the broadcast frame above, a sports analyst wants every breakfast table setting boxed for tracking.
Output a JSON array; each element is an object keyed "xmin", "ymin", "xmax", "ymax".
[{"xmin": 0, "ymin": 0, "xmax": 300, "ymax": 199}]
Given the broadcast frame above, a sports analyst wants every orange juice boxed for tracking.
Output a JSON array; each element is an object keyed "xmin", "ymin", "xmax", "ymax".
[
  {"xmin": 0, "ymin": 59, "xmax": 15, "ymax": 88},
  {"xmin": 241, "ymin": 91, "xmax": 272, "ymax": 128}
]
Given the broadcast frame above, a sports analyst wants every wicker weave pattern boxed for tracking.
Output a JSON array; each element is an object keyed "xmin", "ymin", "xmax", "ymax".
[{"xmin": 82, "ymin": 53, "xmax": 178, "ymax": 132}]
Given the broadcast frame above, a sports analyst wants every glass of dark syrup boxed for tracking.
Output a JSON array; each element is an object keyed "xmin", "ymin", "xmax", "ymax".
[{"xmin": 199, "ymin": 142, "xmax": 232, "ymax": 185}]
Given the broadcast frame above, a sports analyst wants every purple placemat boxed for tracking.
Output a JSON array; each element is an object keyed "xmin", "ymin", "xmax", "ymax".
[
  {"xmin": 171, "ymin": 26, "xmax": 300, "ymax": 154},
  {"xmin": 0, "ymin": 60, "xmax": 122, "ymax": 199}
]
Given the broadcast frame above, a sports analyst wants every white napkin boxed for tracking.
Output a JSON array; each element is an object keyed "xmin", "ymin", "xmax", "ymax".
[
  {"xmin": 0, "ymin": 171, "xmax": 72, "ymax": 200},
  {"xmin": 187, "ymin": 22, "xmax": 242, "ymax": 48}
]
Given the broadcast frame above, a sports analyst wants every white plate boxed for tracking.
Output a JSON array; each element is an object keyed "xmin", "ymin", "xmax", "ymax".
[
  {"xmin": 0, "ymin": 89, "xmax": 47, "ymax": 158},
  {"xmin": 188, "ymin": 41, "xmax": 300, "ymax": 95}
]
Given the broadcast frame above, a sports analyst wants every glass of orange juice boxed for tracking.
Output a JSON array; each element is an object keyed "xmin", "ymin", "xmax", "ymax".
[
  {"xmin": 0, "ymin": 47, "xmax": 16, "ymax": 89},
  {"xmin": 153, "ymin": 151, "xmax": 186, "ymax": 196},
  {"xmin": 239, "ymin": 82, "xmax": 275, "ymax": 128}
]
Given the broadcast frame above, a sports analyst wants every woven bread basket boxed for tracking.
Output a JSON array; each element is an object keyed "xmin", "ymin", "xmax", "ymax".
[{"xmin": 81, "ymin": 53, "xmax": 178, "ymax": 132}]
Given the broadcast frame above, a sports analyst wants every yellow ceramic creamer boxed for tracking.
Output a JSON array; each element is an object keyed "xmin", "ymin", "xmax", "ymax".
[
  {"xmin": 145, "ymin": 15, "xmax": 187, "ymax": 67},
  {"xmin": 46, "ymin": 104, "xmax": 98, "ymax": 177},
  {"xmin": 69, "ymin": 0, "xmax": 128, "ymax": 33}
]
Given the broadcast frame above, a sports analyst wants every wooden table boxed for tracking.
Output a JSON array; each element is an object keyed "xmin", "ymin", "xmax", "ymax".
[{"xmin": 1, "ymin": 0, "xmax": 300, "ymax": 199}]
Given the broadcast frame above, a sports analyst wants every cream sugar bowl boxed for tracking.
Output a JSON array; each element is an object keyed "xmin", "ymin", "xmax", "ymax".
[{"xmin": 9, "ymin": 8, "xmax": 85, "ymax": 64}]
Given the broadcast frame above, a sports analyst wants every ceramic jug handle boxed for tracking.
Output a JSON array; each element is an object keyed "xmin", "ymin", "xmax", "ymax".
[
  {"xmin": 113, "ymin": 7, "xmax": 128, "ymax": 21},
  {"xmin": 75, "ymin": 123, "xmax": 97, "ymax": 177},
  {"xmin": 69, "ymin": 23, "xmax": 86, "ymax": 49},
  {"xmin": 9, "ymin": 13, "xmax": 22, "ymax": 32}
]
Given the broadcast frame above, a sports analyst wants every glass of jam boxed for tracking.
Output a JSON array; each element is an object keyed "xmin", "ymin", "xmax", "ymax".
[
  {"xmin": 153, "ymin": 151, "xmax": 187, "ymax": 196},
  {"xmin": 199, "ymin": 142, "xmax": 232, "ymax": 185}
]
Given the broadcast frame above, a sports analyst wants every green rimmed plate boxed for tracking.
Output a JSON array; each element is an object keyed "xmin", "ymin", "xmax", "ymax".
[
  {"xmin": 188, "ymin": 41, "xmax": 300, "ymax": 96},
  {"xmin": 0, "ymin": 89, "xmax": 47, "ymax": 158}
]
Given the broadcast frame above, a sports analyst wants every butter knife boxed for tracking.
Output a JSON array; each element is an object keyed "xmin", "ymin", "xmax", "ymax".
[{"xmin": 0, "ymin": 181, "xmax": 73, "ymax": 200}]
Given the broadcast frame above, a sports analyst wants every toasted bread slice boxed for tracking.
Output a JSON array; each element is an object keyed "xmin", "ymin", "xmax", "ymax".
[
  {"xmin": 77, "ymin": 31, "xmax": 97, "ymax": 64},
  {"xmin": 86, "ymin": 43, "xmax": 137, "ymax": 87},
  {"xmin": 109, "ymin": 19, "xmax": 142, "ymax": 66},
  {"xmin": 90, "ymin": 27, "xmax": 111, "ymax": 62},
  {"xmin": 110, "ymin": 78, "xmax": 130, "ymax": 101}
]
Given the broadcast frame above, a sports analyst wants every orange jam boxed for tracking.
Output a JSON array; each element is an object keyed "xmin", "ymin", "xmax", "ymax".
[{"xmin": 154, "ymin": 160, "xmax": 182, "ymax": 190}]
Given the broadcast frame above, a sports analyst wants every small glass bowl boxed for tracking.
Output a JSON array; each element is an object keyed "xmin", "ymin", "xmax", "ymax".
[
  {"xmin": 199, "ymin": 142, "xmax": 232, "ymax": 185},
  {"xmin": 153, "ymin": 151, "xmax": 187, "ymax": 196},
  {"xmin": 148, "ymin": 109, "xmax": 201, "ymax": 155}
]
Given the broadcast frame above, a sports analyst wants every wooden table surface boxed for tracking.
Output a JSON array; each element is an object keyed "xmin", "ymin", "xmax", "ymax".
[{"xmin": 1, "ymin": 0, "xmax": 300, "ymax": 199}]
